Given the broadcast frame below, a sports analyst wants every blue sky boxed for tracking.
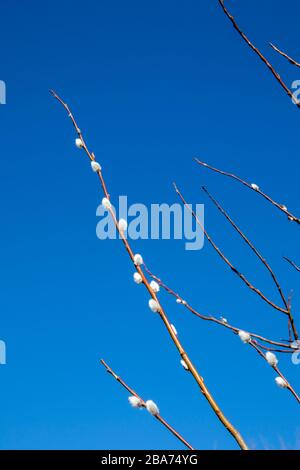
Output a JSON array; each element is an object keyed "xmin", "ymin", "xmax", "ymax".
[{"xmin": 1, "ymin": 0, "xmax": 300, "ymax": 450}]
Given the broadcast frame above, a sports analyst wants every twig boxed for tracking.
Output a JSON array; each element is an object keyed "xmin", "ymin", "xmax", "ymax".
[
  {"xmin": 250, "ymin": 342, "xmax": 300, "ymax": 404},
  {"xmin": 143, "ymin": 263, "xmax": 294, "ymax": 350},
  {"xmin": 218, "ymin": 0, "xmax": 299, "ymax": 108},
  {"xmin": 201, "ymin": 186, "xmax": 298, "ymax": 340},
  {"xmin": 100, "ymin": 359, "xmax": 194, "ymax": 450},
  {"xmin": 284, "ymin": 257, "xmax": 300, "ymax": 273},
  {"xmin": 174, "ymin": 183, "xmax": 289, "ymax": 316},
  {"xmin": 51, "ymin": 90, "xmax": 249, "ymax": 450},
  {"xmin": 195, "ymin": 158, "xmax": 300, "ymax": 225},
  {"xmin": 143, "ymin": 265, "xmax": 299, "ymax": 403},
  {"xmin": 270, "ymin": 43, "xmax": 300, "ymax": 68}
]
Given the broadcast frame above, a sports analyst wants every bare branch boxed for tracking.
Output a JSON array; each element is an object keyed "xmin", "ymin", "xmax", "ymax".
[
  {"xmin": 202, "ymin": 187, "xmax": 288, "ymax": 308},
  {"xmin": 270, "ymin": 43, "xmax": 300, "ymax": 68},
  {"xmin": 250, "ymin": 343, "xmax": 300, "ymax": 404},
  {"xmin": 201, "ymin": 186, "xmax": 298, "ymax": 340},
  {"xmin": 100, "ymin": 359, "xmax": 195, "ymax": 450},
  {"xmin": 174, "ymin": 183, "xmax": 289, "ymax": 316},
  {"xmin": 144, "ymin": 264, "xmax": 300, "ymax": 404},
  {"xmin": 143, "ymin": 263, "xmax": 295, "ymax": 350},
  {"xmin": 51, "ymin": 91, "xmax": 248, "ymax": 450},
  {"xmin": 217, "ymin": 1, "xmax": 299, "ymax": 108},
  {"xmin": 195, "ymin": 158, "xmax": 300, "ymax": 225},
  {"xmin": 284, "ymin": 257, "xmax": 300, "ymax": 273}
]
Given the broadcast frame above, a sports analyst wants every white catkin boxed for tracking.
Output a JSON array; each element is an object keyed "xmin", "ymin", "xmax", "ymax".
[
  {"xmin": 265, "ymin": 351, "xmax": 278, "ymax": 367},
  {"xmin": 75, "ymin": 138, "xmax": 84, "ymax": 148},
  {"xmin": 176, "ymin": 298, "xmax": 182, "ymax": 304},
  {"xmin": 275, "ymin": 376, "xmax": 287, "ymax": 389},
  {"xmin": 133, "ymin": 272, "xmax": 143, "ymax": 284},
  {"xmin": 145, "ymin": 400, "xmax": 159, "ymax": 416},
  {"xmin": 91, "ymin": 161, "xmax": 101, "ymax": 172},
  {"xmin": 128, "ymin": 396, "xmax": 143, "ymax": 408},
  {"xmin": 180, "ymin": 359, "xmax": 189, "ymax": 371},
  {"xmin": 118, "ymin": 218, "xmax": 128, "ymax": 232},
  {"xmin": 150, "ymin": 280, "xmax": 160, "ymax": 293},
  {"xmin": 238, "ymin": 330, "xmax": 251, "ymax": 343},
  {"xmin": 134, "ymin": 254, "xmax": 143, "ymax": 266},
  {"xmin": 102, "ymin": 197, "xmax": 112, "ymax": 209},
  {"xmin": 251, "ymin": 183, "xmax": 259, "ymax": 191},
  {"xmin": 148, "ymin": 299, "xmax": 160, "ymax": 313}
]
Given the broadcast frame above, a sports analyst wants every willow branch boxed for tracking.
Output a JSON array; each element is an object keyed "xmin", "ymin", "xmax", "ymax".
[
  {"xmin": 144, "ymin": 266, "xmax": 299, "ymax": 403},
  {"xmin": 174, "ymin": 183, "xmax": 289, "ymax": 316},
  {"xmin": 250, "ymin": 342, "xmax": 300, "ymax": 404},
  {"xmin": 284, "ymin": 257, "xmax": 300, "ymax": 273},
  {"xmin": 202, "ymin": 186, "xmax": 288, "ymax": 309},
  {"xmin": 195, "ymin": 158, "xmax": 300, "ymax": 225},
  {"xmin": 218, "ymin": 0, "xmax": 299, "ymax": 108},
  {"xmin": 201, "ymin": 186, "xmax": 298, "ymax": 340},
  {"xmin": 143, "ymin": 263, "xmax": 294, "ymax": 350},
  {"xmin": 51, "ymin": 90, "xmax": 248, "ymax": 450},
  {"xmin": 100, "ymin": 359, "xmax": 194, "ymax": 450},
  {"xmin": 270, "ymin": 43, "xmax": 300, "ymax": 68}
]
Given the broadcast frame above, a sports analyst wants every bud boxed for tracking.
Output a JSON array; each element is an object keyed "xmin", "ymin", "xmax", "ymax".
[
  {"xmin": 265, "ymin": 351, "xmax": 278, "ymax": 367},
  {"xmin": 75, "ymin": 138, "xmax": 84, "ymax": 148},
  {"xmin": 118, "ymin": 218, "xmax": 128, "ymax": 232},
  {"xmin": 275, "ymin": 376, "xmax": 287, "ymax": 389},
  {"xmin": 145, "ymin": 400, "xmax": 159, "ymax": 416},
  {"xmin": 150, "ymin": 280, "xmax": 160, "ymax": 293},
  {"xmin": 238, "ymin": 330, "xmax": 251, "ymax": 343},
  {"xmin": 133, "ymin": 272, "xmax": 143, "ymax": 284},
  {"xmin": 148, "ymin": 299, "xmax": 160, "ymax": 313},
  {"xmin": 128, "ymin": 396, "xmax": 143, "ymax": 408},
  {"xmin": 134, "ymin": 254, "xmax": 143, "ymax": 266},
  {"xmin": 91, "ymin": 161, "xmax": 101, "ymax": 172},
  {"xmin": 102, "ymin": 197, "xmax": 112, "ymax": 209}
]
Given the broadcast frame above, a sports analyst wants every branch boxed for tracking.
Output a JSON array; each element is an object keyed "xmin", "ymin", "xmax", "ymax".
[
  {"xmin": 144, "ymin": 264, "xmax": 300, "ymax": 403},
  {"xmin": 218, "ymin": 0, "xmax": 299, "ymax": 108},
  {"xmin": 250, "ymin": 343, "xmax": 300, "ymax": 404},
  {"xmin": 51, "ymin": 90, "xmax": 248, "ymax": 450},
  {"xmin": 143, "ymin": 263, "xmax": 294, "ymax": 350},
  {"xmin": 284, "ymin": 257, "xmax": 300, "ymax": 273},
  {"xmin": 100, "ymin": 359, "xmax": 194, "ymax": 450},
  {"xmin": 174, "ymin": 183, "xmax": 289, "ymax": 316},
  {"xmin": 270, "ymin": 43, "xmax": 300, "ymax": 68},
  {"xmin": 201, "ymin": 186, "xmax": 298, "ymax": 340},
  {"xmin": 195, "ymin": 158, "xmax": 300, "ymax": 225}
]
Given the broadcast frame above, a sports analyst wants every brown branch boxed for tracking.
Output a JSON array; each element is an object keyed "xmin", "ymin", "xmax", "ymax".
[
  {"xmin": 100, "ymin": 359, "xmax": 195, "ymax": 450},
  {"xmin": 284, "ymin": 257, "xmax": 300, "ymax": 273},
  {"xmin": 144, "ymin": 265, "xmax": 299, "ymax": 402},
  {"xmin": 252, "ymin": 342, "xmax": 294, "ymax": 354},
  {"xmin": 250, "ymin": 342, "xmax": 300, "ymax": 404},
  {"xmin": 51, "ymin": 90, "xmax": 249, "ymax": 450},
  {"xmin": 143, "ymin": 263, "xmax": 294, "ymax": 350},
  {"xmin": 174, "ymin": 183, "xmax": 289, "ymax": 316},
  {"xmin": 195, "ymin": 158, "xmax": 300, "ymax": 225},
  {"xmin": 218, "ymin": 0, "xmax": 299, "ymax": 108},
  {"xmin": 201, "ymin": 186, "xmax": 298, "ymax": 340},
  {"xmin": 270, "ymin": 43, "xmax": 300, "ymax": 68}
]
